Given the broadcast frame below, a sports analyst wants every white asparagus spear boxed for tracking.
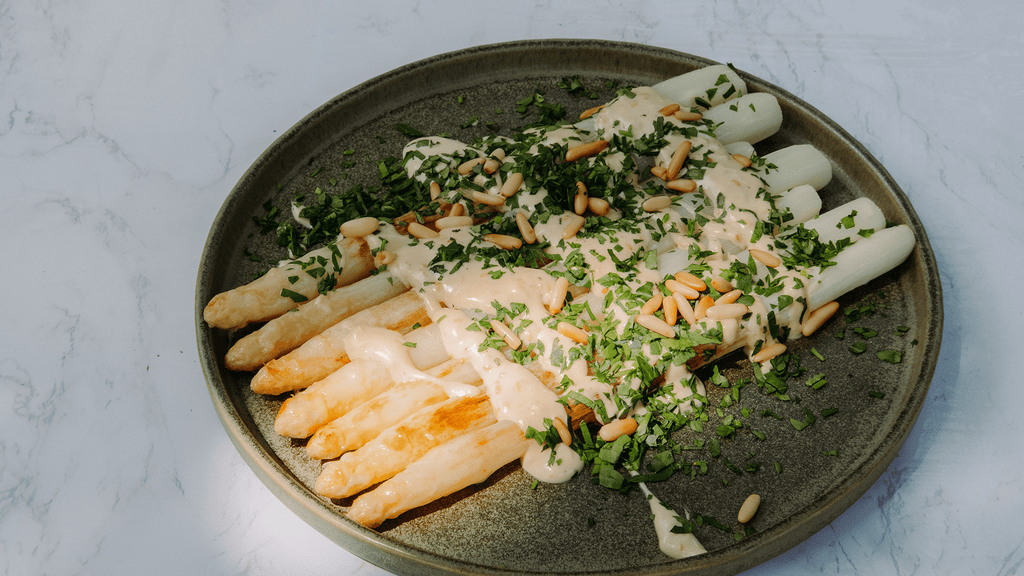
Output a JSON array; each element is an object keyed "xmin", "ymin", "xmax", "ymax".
[
  {"xmin": 204, "ymin": 237, "xmax": 374, "ymax": 329},
  {"xmin": 651, "ymin": 64, "xmax": 747, "ymax": 109},
  {"xmin": 250, "ymin": 290, "xmax": 429, "ymax": 395},
  {"xmin": 306, "ymin": 359, "xmax": 482, "ymax": 460},
  {"xmin": 225, "ymin": 271, "xmax": 411, "ymax": 372},
  {"xmin": 315, "ymin": 394, "xmax": 496, "ymax": 499},
  {"xmin": 802, "ymin": 196, "xmax": 886, "ymax": 244},
  {"xmin": 273, "ymin": 358, "xmax": 395, "ymax": 439},
  {"xmin": 806, "ymin": 225, "xmax": 915, "ymax": 311},
  {"xmin": 701, "ymin": 93, "xmax": 783, "ymax": 145},
  {"xmin": 761, "ymin": 144, "xmax": 833, "ymax": 192},
  {"xmin": 775, "ymin": 184, "xmax": 822, "ymax": 225},
  {"xmin": 346, "ymin": 420, "xmax": 529, "ymax": 528}
]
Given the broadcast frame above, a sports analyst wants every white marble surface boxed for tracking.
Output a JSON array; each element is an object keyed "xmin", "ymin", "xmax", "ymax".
[{"xmin": 2, "ymin": 1, "xmax": 1022, "ymax": 574}]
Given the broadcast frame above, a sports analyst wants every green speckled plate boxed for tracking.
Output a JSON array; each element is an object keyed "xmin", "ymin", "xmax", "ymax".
[{"xmin": 196, "ymin": 40, "xmax": 941, "ymax": 575}]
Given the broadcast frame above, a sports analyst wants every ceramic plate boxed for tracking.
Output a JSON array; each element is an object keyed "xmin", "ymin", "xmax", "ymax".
[{"xmin": 196, "ymin": 40, "xmax": 942, "ymax": 575}]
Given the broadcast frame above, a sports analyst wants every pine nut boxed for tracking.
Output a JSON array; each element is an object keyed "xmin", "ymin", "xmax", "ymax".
[
  {"xmin": 635, "ymin": 314, "xmax": 675, "ymax": 338},
  {"xmin": 715, "ymin": 289, "xmax": 743, "ymax": 305},
  {"xmin": 749, "ymin": 248, "xmax": 782, "ymax": 268},
  {"xmin": 458, "ymin": 157, "xmax": 485, "ymax": 175},
  {"xmin": 566, "ymin": 140, "xmax": 609, "ymax": 162},
  {"xmin": 579, "ymin": 104, "xmax": 604, "ymax": 120},
  {"xmin": 515, "ymin": 211, "xmax": 537, "ymax": 244},
  {"xmin": 562, "ymin": 214, "xmax": 586, "ymax": 239},
  {"xmin": 694, "ymin": 295, "xmax": 714, "ymax": 320},
  {"xmin": 732, "ymin": 154, "xmax": 753, "ymax": 168},
  {"xmin": 483, "ymin": 233, "xmax": 523, "ymax": 251},
  {"xmin": 407, "ymin": 221, "xmax": 439, "ymax": 239},
  {"xmin": 674, "ymin": 110, "xmax": 704, "ymax": 122},
  {"xmin": 548, "ymin": 277, "xmax": 570, "ymax": 315},
  {"xmin": 340, "ymin": 216, "xmax": 380, "ymax": 238},
  {"xmin": 659, "ymin": 103, "xmax": 681, "ymax": 116},
  {"xmin": 552, "ymin": 416, "xmax": 572, "ymax": 446},
  {"xmin": 449, "ymin": 202, "xmax": 466, "ymax": 217},
  {"xmin": 472, "ymin": 191, "xmax": 506, "ymax": 207},
  {"xmin": 483, "ymin": 157, "xmax": 501, "ymax": 174},
  {"xmin": 436, "ymin": 215, "xmax": 474, "ymax": 230},
  {"xmin": 489, "ymin": 319, "xmax": 522, "ymax": 350},
  {"xmin": 665, "ymin": 279, "xmax": 700, "ymax": 300},
  {"xmin": 666, "ymin": 179, "xmax": 697, "ymax": 193},
  {"xmin": 801, "ymin": 301, "xmax": 840, "ymax": 337},
  {"xmin": 557, "ymin": 321, "xmax": 589, "ymax": 344},
  {"xmin": 499, "ymin": 172, "xmax": 524, "ymax": 197},
  {"xmin": 599, "ymin": 417, "xmax": 638, "ymax": 442},
  {"xmin": 738, "ymin": 494, "xmax": 761, "ymax": 524},
  {"xmin": 751, "ymin": 342, "xmax": 787, "ymax": 363},
  {"xmin": 711, "ymin": 276, "xmax": 734, "ymax": 293},
  {"xmin": 574, "ymin": 181, "xmax": 589, "ymax": 215},
  {"xmin": 705, "ymin": 302, "xmax": 748, "ymax": 320},
  {"xmin": 663, "ymin": 291, "xmax": 678, "ymax": 326},
  {"xmin": 642, "ymin": 196, "xmax": 674, "ymax": 212},
  {"xmin": 491, "ymin": 148, "xmax": 506, "ymax": 161},
  {"xmin": 665, "ymin": 140, "xmax": 692, "ymax": 180},
  {"xmin": 674, "ymin": 271, "xmax": 707, "ymax": 292},
  {"xmin": 429, "ymin": 181, "xmax": 441, "ymax": 200},
  {"xmin": 587, "ymin": 197, "xmax": 610, "ymax": 216},
  {"xmin": 640, "ymin": 292, "xmax": 663, "ymax": 315},
  {"xmin": 650, "ymin": 165, "xmax": 668, "ymax": 180},
  {"xmin": 674, "ymin": 292, "xmax": 696, "ymax": 326},
  {"xmin": 374, "ymin": 250, "xmax": 396, "ymax": 267}
]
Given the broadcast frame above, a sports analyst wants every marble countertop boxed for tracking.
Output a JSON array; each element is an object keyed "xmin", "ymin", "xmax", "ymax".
[{"xmin": 3, "ymin": 1, "xmax": 1022, "ymax": 574}]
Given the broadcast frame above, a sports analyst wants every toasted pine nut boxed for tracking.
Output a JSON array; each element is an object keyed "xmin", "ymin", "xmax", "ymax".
[
  {"xmin": 458, "ymin": 157, "xmax": 485, "ymax": 175},
  {"xmin": 548, "ymin": 277, "xmax": 570, "ymax": 315},
  {"xmin": 635, "ymin": 313, "xmax": 675, "ymax": 338},
  {"xmin": 738, "ymin": 494, "xmax": 761, "ymax": 524},
  {"xmin": 557, "ymin": 321, "xmax": 589, "ymax": 344},
  {"xmin": 751, "ymin": 342, "xmax": 787, "ymax": 363},
  {"xmin": 515, "ymin": 211, "xmax": 537, "ymax": 244},
  {"xmin": 665, "ymin": 279, "xmax": 700, "ymax": 300},
  {"xmin": 694, "ymin": 295, "xmax": 714, "ymax": 320},
  {"xmin": 449, "ymin": 202, "xmax": 466, "ymax": 217},
  {"xmin": 674, "ymin": 271, "xmax": 707, "ymax": 292},
  {"xmin": 732, "ymin": 154, "xmax": 753, "ymax": 168},
  {"xmin": 662, "ymin": 291, "xmax": 678, "ymax": 326},
  {"xmin": 599, "ymin": 417, "xmax": 638, "ymax": 442},
  {"xmin": 666, "ymin": 179, "xmax": 697, "ymax": 193},
  {"xmin": 641, "ymin": 292, "xmax": 663, "ymax": 315},
  {"xmin": 552, "ymin": 416, "xmax": 572, "ymax": 446},
  {"xmin": 801, "ymin": 301, "xmax": 840, "ymax": 337},
  {"xmin": 435, "ymin": 215, "xmax": 475, "ymax": 230},
  {"xmin": 489, "ymin": 319, "xmax": 522, "ymax": 350},
  {"xmin": 642, "ymin": 196, "xmax": 674, "ymax": 212},
  {"xmin": 472, "ymin": 191, "xmax": 506, "ymax": 207},
  {"xmin": 674, "ymin": 110, "xmax": 704, "ymax": 122},
  {"xmin": 340, "ymin": 216, "xmax": 380, "ymax": 238},
  {"xmin": 574, "ymin": 181, "xmax": 589, "ymax": 215},
  {"xmin": 407, "ymin": 221, "xmax": 439, "ymax": 239},
  {"xmin": 579, "ymin": 104, "xmax": 604, "ymax": 120},
  {"xmin": 483, "ymin": 233, "xmax": 523, "ymax": 251},
  {"xmin": 499, "ymin": 172, "xmax": 524, "ymax": 197},
  {"xmin": 650, "ymin": 165, "xmax": 668, "ymax": 180},
  {"xmin": 665, "ymin": 140, "xmax": 692, "ymax": 180},
  {"xmin": 587, "ymin": 197, "xmax": 610, "ymax": 216},
  {"xmin": 430, "ymin": 181, "xmax": 441, "ymax": 200},
  {"xmin": 715, "ymin": 289, "xmax": 743, "ymax": 305},
  {"xmin": 374, "ymin": 250, "xmax": 396, "ymax": 267},
  {"xmin": 674, "ymin": 292, "xmax": 696, "ymax": 326},
  {"xmin": 711, "ymin": 276, "xmax": 734, "ymax": 293},
  {"xmin": 705, "ymin": 302, "xmax": 748, "ymax": 320},
  {"xmin": 483, "ymin": 157, "xmax": 501, "ymax": 174},
  {"xmin": 566, "ymin": 140, "xmax": 609, "ymax": 162},
  {"xmin": 749, "ymin": 248, "xmax": 782, "ymax": 268},
  {"xmin": 659, "ymin": 103, "xmax": 681, "ymax": 116},
  {"xmin": 562, "ymin": 214, "xmax": 586, "ymax": 239}
]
